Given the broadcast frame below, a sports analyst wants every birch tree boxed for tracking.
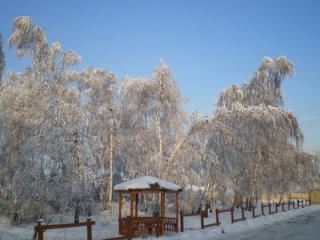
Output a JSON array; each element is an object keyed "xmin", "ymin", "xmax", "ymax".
[
  {"xmin": 0, "ymin": 33, "xmax": 4, "ymax": 81},
  {"xmin": 120, "ymin": 60, "xmax": 186, "ymax": 179},
  {"xmin": 0, "ymin": 16, "xmax": 94, "ymax": 221},
  {"xmin": 212, "ymin": 56, "xmax": 303, "ymax": 206},
  {"xmin": 77, "ymin": 67, "xmax": 117, "ymax": 210}
]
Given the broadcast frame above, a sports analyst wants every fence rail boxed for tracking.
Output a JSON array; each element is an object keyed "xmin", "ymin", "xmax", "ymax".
[{"xmin": 35, "ymin": 218, "xmax": 95, "ymax": 240}]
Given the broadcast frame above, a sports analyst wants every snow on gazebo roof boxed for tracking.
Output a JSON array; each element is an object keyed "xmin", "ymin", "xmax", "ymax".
[{"xmin": 114, "ymin": 176, "xmax": 182, "ymax": 192}]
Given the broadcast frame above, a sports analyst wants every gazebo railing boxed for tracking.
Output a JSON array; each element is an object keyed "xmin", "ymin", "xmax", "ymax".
[
  {"xmin": 119, "ymin": 216, "xmax": 177, "ymax": 238},
  {"xmin": 163, "ymin": 217, "xmax": 177, "ymax": 231}
]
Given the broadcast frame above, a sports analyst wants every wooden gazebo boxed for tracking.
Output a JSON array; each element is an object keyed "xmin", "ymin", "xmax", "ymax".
[{"xmin": 114, "ymin": 176, "xmax": 182, "ymax": 238}]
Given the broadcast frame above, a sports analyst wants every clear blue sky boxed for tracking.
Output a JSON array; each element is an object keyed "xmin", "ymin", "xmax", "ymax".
[{"xmin": 1, "ymin": 0, "xmax": 320, "ymax": 150}]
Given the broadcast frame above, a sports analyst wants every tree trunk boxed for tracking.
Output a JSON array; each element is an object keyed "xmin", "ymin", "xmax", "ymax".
[
  {"xmin": 163, "ymin": 135, "xmax": 187, "ymax": 178},
  {"xmin": 156, "ymin": 100, "xmax": 163, "ymax": 159},
  {"xmin": 250, "ymin": 147, "xmax": 261, "ymax": 204},
  {"xmin": 98, "ymin": 147, "xmax": 106, "ymax": 210},
  {"xmin": 74, "ymin": 200, "xmax": 80, "ymax": 223},
  {"xmin": 156, "ymin": 76, "xmax": 164, "ymax": 162},
  {"xmin": 107, "ymin": 128, "xmax": 114, "ymax": 205},
  {"xmin": 163, "ymin": 124, "xmax": 196, "ymax": 178}
]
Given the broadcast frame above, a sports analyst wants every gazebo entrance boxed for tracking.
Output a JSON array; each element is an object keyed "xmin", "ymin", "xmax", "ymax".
[{"xmin": 114, "ymin": 176, "xmax": 182, "ymax": 238}]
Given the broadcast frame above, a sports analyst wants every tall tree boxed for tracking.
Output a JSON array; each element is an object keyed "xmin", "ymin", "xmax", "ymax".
[
  {"xmin": 119, "ymin": 60, "xmax": 187, "ymax": 180},
  {"xmin": 211, "ymin": 56, "xmax": 303, "ymax": 205},
  {"xmin": 0, "ymin": 33, "xmax": 4, "ymax": 81}
]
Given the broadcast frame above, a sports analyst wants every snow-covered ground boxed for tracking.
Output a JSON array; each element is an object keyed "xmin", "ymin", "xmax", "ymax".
[
  {"xmin": 157, "ymin": 205, "xmax": 320, "ymax": 240},
  {"xmin": 1, "ymin": 205, "xmax": 319, "ymax": 240},
  {"xmin": 211, "ymin": 208, "xmax": 320, "ymax": 240}
]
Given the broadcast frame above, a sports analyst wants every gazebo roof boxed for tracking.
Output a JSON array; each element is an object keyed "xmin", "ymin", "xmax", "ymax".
[{"xmin": 114, "ymin": 176, "xmax": 182, "ymax": 192}]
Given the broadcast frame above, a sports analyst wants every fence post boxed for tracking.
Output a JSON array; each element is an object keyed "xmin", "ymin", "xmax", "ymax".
[
  {"xmin": 200, "ymin": 210, "xmax": 204, "ymax": 229},
  {"xmin": 36, "ymin": 219, "xmax": 44, "ymax": 240},
  {"xmin": 275, "ymin": 203, "xmax": 278, "ymax": 213},
  {"xmin": 268, "ymin": 203, "xmax": 271, "ymax": 214},
  {"xmin": 241, "ymin": 207, "xmax": 245, "ymax": 220},
  {"xmin": 252, "ymin": 206, "xmax": 255, "ymax": 218},
  {"xmin": 308, "ymin": 192, "xmax": 312, "ymax": 206},
  {"xmin": 216, "ymin": 209, "xmax": 220, "ymax": 226},
  {"xmin": 231, "ymin": 208, "xmax": 234, "ymax": 223},
  {"xmin": 180, "ymin": 211, "xmax": 184, "ymax": 232},
  {"xmin": 302, "ymin": 200, "xmax": 304, "ymax": 208},
  {"xmin": 87, "ymin": 218, "xmax": 92, "ymax": 240},
  {"xmin": 261, "ymin": 203, "xmax": 264, "ymax": 215},
  {"xmin": 282, "ymin": 202, "xmax": 285, "ymax": 212}
]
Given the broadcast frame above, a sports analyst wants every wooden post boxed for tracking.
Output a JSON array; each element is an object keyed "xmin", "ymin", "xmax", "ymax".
[
  {"xmin": 128, "ymin": 216, "xmax": 133, "ymax": 239},
  {"xmin": 160, "ymin": 191, "xmax": 165, "ymax": 234},
  {"xmin": 130, "ymin": 192, "xmax": 134, "ymax": 217},
  {"xmin": 118, "ymin": 192, "xmax": 122, "ymax": 234},
  {"xmin": 180, "ymin": 211, "xmax": 184, "ymax": 232},
  {"xmin": 87, "ymin": 218, "xmax": 92, "ymax": 240},
  {"xmin": 36, "ymin": 219, "xmax": 44, "ymax": 240},
  {"xmin": 275, "ymin": 203, "xmax": 278, "ymax": 213},
  {"xmin": 200, "ymin": 210, "xmax": 204, "ymax": 229},
  {"xmin": 288, "ymin": 201, "xmax": 291, "ymax": 210},
  {"xmin": 302, "ymin": 200, "xmax": 304, "ymax": 208},
  {"xmin": 175, "ymin": 192, "xmax": 179, "ymax": 232},
  {"xmin": 261, "ymin": 203, "xmax": 265, "ymax": 215},
  {"xmin": 135, "ymin": 193, "xmax": 138, "ymax": 217},
  {"xmin": 241, "ymin": 207, "xmax": 245, "ymax": 220},
  {"xmin": 216, "ymin": 209, "xmax": 220, "ymax": 225},
  {"xmin": 252, "ymin": 206, "xmax": 255, "ymax": 218},
  {"xmin": 160, "ymin": 192, "xmax": 165, "ymax": 217},
  {"xmin": 282, "ymin": 202, "xmax": 286, "ymax": 212},
  {"xmin": 268, "ymin": 203, "xmax": 271, "ymax": 214},
  {"xmin": 118, "ymin": 192, "xmax": 122, "ymax": 219},
  {"xmin": 231, "ymin": 207, "xmax": 234, "ymax": 223},
  {"xmin": 308, "ymin": 190, "xmax": 312, "ymax": 205}
]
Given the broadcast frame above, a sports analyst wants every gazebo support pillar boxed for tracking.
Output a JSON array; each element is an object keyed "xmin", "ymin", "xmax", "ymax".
[
  {"xmin": 118, "ymin": 192, "xmax": 122, "ymax": 234},
  {"xmin": 135, "ymin": 193, "xmax": 138, "ymax": 217},
  {"xmin": 130, "ymin": 192, "xmax": 134, "ymax": 217},
  {"xmin": 175, "ymin": 192, "xmax": 179, "ymax": 232},
  {"xmin": 160, "ymin": 192, "xmax": 165, "ymax": 234}
]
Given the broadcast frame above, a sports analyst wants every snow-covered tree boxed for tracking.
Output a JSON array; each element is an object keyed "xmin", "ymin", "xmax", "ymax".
[
  {"xmin": 209, "ymin": 56, "xmax": 303, "ymax": 206},
  {"xmin": 119, "ymin": 60, "xmax": 187, "ymax": 179},
  {"xmin": 0, "ymin": 16, "xmax": 318, "ymax": 224},
  {"xmin": 0, "ymin": 33, "xmax": 4, "ymax": 81}
]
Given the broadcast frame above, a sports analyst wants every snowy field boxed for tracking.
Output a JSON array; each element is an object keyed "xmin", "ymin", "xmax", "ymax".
[{"xmin": 1, "ymin": 204, "xmax": 320, "ymax": 240}]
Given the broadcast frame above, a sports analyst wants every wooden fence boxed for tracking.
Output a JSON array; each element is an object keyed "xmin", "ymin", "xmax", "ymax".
[
  {"xmin": 231, "ymin": 207, "xmax": 246, "ymax": 223},
  {"xmin": 252, "ymin": 205, "xmax": 261, "ymax": 218},
  {"xmin": 199, "ymin": 206, "xmax": 246, "ymax": 229},
  {"xmin": 197, "ymin": 198, "xmax": 310, "ymax": 231},
  {"xmin": 34, "ymin": 198, "xmax": 311, "ymax": 239},
  {"xmin": 35, "ymin": 218, "xmax": 95, "ymax": 240},
  {"xmin": 179, "ymin": 211, "xmax": 201, "ymax": 232},
  {"xmin": 200, "ymin": 209, "xmax": 221, "ymax": 229}
]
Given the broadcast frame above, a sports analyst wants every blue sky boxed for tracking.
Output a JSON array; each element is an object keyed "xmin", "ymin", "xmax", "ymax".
[{"xmin": 1, "ymin": 0, "xmax": 320, "ymax": 150}]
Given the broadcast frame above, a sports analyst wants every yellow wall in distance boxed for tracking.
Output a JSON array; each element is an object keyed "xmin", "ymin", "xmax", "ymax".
[
  {"xmin": 310, "ymin": 190, "xmax": 320, "ymax": 204},
  {"xmin": 260, "ymin": 192, "xmax": 309, "ymax": 202}
]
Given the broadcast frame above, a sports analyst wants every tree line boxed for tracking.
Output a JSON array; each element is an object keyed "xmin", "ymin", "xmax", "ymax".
[{"xmin": 0, "ymin": 17, "xmax": 319, "ymax": 224}]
